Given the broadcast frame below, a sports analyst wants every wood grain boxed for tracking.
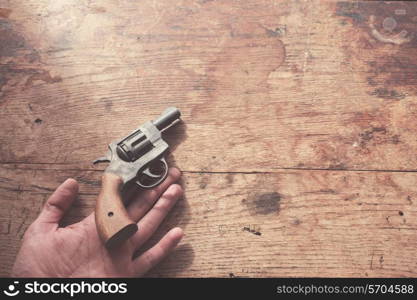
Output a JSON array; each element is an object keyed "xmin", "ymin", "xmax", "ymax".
[
  {"xmin": 1, "ymin": 0, "xmax": 417, "ymax": 277},
  {"xmin": 0, "ymin": 0, "xmax": 416, "ymax": 171},
  {"xmin": 1, "ymin": 164, "xmax": 416, "ymax": 277}
]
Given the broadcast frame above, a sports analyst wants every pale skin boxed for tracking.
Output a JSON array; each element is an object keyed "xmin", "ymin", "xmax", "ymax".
[{"xmin": 11, "ymin": 168, "xmax": 183, "ymax": 277}]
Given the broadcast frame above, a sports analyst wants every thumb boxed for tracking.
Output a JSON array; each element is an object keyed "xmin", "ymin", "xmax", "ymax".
[{"xmin": 36, "ymin": 178, "xmax": 79, "ymax": 228}]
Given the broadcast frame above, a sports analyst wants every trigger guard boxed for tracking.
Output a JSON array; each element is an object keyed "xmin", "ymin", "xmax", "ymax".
[
  {"xmin": 143, "ymin": 167, "xmax": 162, "ymax": 179},
  {"xmin": 136, "ymin": 157, "xmax": 169, "ymax": 189}
]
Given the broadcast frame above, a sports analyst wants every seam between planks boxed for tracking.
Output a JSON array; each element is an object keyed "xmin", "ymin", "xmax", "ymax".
[{"xmin": 2, "ymin": 162, "xmax": 417, "ymax": 174}]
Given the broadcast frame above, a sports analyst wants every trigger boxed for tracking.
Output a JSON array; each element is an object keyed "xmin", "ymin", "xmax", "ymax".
[
  {"xmin": 143, "ymin": 167, "xmax": 163, "ymax": 179},
  {"xmin": 136, "ymin": 158, "xmax": 168, "ymax": 189},
  {"xmin": 93, "ymin": 156, "xmax": 110, "ymax": 165},
  {"xmin": 93, "ymin": 150, "xmax": 112, "ymax": 165}
]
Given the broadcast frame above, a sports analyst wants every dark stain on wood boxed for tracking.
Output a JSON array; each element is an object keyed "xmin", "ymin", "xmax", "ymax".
[
  {"xmin": 344, "ymin": 193, "xmax": 360, "ymax": 201},
  {"xmin": 406, "ymin": 195, "xmax": 412, "ymax": 204},
  {"xmin": 246, "ymin": 192, "xmax": 281, "ymax": 215},
  {"xmin": 360, "ymin": 127, "xmax": 385, "ymax": 144},
  {"xmin": 225, "ymin": 173, "xmax": 234, "ymax": 184},
  {"xmin": 368, "ymin": 88, "xmax": 406, "ymax": 100},
  {"xmin": 0, "ymin": 8, "xmax": 12, "ymax": 19},
  {"xmin": 243, "ymin": 226, "xmax": 261, "ymax": 236},
  {"xmin": 335, "ymin": 2, "xmax": 364, "ymax": 23},
  {"xmin": 102, "ymin": 98, "xmax": 113, "ymax": 112},
  {"xmin": 358, "ymin": 126, "xmax": 400, "ymax": 148},
  {"xmin": 262, "ymin": 25, "xmax": 286, "ymax": 38},
  {"xmin": 335, "ymin": 1, "xmax": 417, "ymax": 99},
  {"xmin": 338, "ymin": 110, "xmax": 406, "ymax": 160},
  {"xmin": 199, "ymin": 176, "xmax": 209, "ymax": 189},
  {"xmin": 0, "ymin": 19, "xmax": 26, "ymax": 57},
  {"xmin": 24, "ymin": 71, "xmax": 62, "ymax": 89},
  {"xmin": 0, "ymin": 19, "xmax": 61, "ymax": 102}
]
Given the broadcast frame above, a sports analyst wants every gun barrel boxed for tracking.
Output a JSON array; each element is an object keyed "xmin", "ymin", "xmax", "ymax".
[{"xmin": 153, "ymin": 107, "xmax": 181, "ymax": 131}]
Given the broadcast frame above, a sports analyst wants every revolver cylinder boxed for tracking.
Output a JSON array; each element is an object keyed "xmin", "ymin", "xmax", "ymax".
[{"xmin": 116, "ymin": 107, "xmax": 181, "ymax": 162}]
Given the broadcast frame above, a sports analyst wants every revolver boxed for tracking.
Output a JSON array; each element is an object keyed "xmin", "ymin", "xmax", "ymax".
[{"xmin": 93, "ymin": 107, "xmax": 181, "ymax": 248}]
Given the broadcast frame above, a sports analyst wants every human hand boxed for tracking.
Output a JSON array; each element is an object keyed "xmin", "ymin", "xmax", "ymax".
[{"xmin": 11, "ymin": 168, "xmax": 183, "ymax": 277}]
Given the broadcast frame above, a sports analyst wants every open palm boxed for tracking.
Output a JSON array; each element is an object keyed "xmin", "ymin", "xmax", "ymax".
[{"xmin": 11, "ymin": 168, "xmax": 183, "ymax": 277}]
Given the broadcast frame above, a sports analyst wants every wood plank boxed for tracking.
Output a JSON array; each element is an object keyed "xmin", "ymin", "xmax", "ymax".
[
  {"xmin": 1, "ymin": 164, "xmax": 416, "ymax": 277},
  {"xmin": 0, "ymin": 0, "xmax": 416, "ymax": 171}
]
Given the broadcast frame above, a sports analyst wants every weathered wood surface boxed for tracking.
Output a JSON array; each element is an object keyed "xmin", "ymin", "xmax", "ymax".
[
  {"xmin": 1, "ymin": 0, "xmax": 417, "ymax": 277},
  {"xmin": 1, "ymin": 164, "xmax": 417, "ymax": 277}
]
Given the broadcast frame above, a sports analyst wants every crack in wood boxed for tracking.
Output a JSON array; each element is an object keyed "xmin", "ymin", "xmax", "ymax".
[{"xmin": 4, "ymin": 162, "xmax": 417, "ymax": 174}]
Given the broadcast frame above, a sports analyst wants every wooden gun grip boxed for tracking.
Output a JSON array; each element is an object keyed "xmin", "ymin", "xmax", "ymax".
[{"xmin": 95, "ymin": 172, "xmax": 138, "ymax": 248}]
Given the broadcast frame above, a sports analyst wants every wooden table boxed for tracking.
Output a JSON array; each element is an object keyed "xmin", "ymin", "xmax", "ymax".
[{"xmin": 1, "ymin": 0, "xmax": 416, "ymax": 277}]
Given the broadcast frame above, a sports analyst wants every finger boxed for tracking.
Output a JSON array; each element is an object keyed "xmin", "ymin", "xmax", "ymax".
[
  {"xmin": 130, "ymin": 184, "xmax": 183, "ymax": 249},
  {"xmin": 36, "ymin": 178, "xmax": 78, "ymax": 226},
  {"xmin": 133, "ymin": 227, "xmax": 183, "ymax": 276},
  {"xmin": 127, "ymin": 168, "xmax": 181, "ymax": 222}
]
